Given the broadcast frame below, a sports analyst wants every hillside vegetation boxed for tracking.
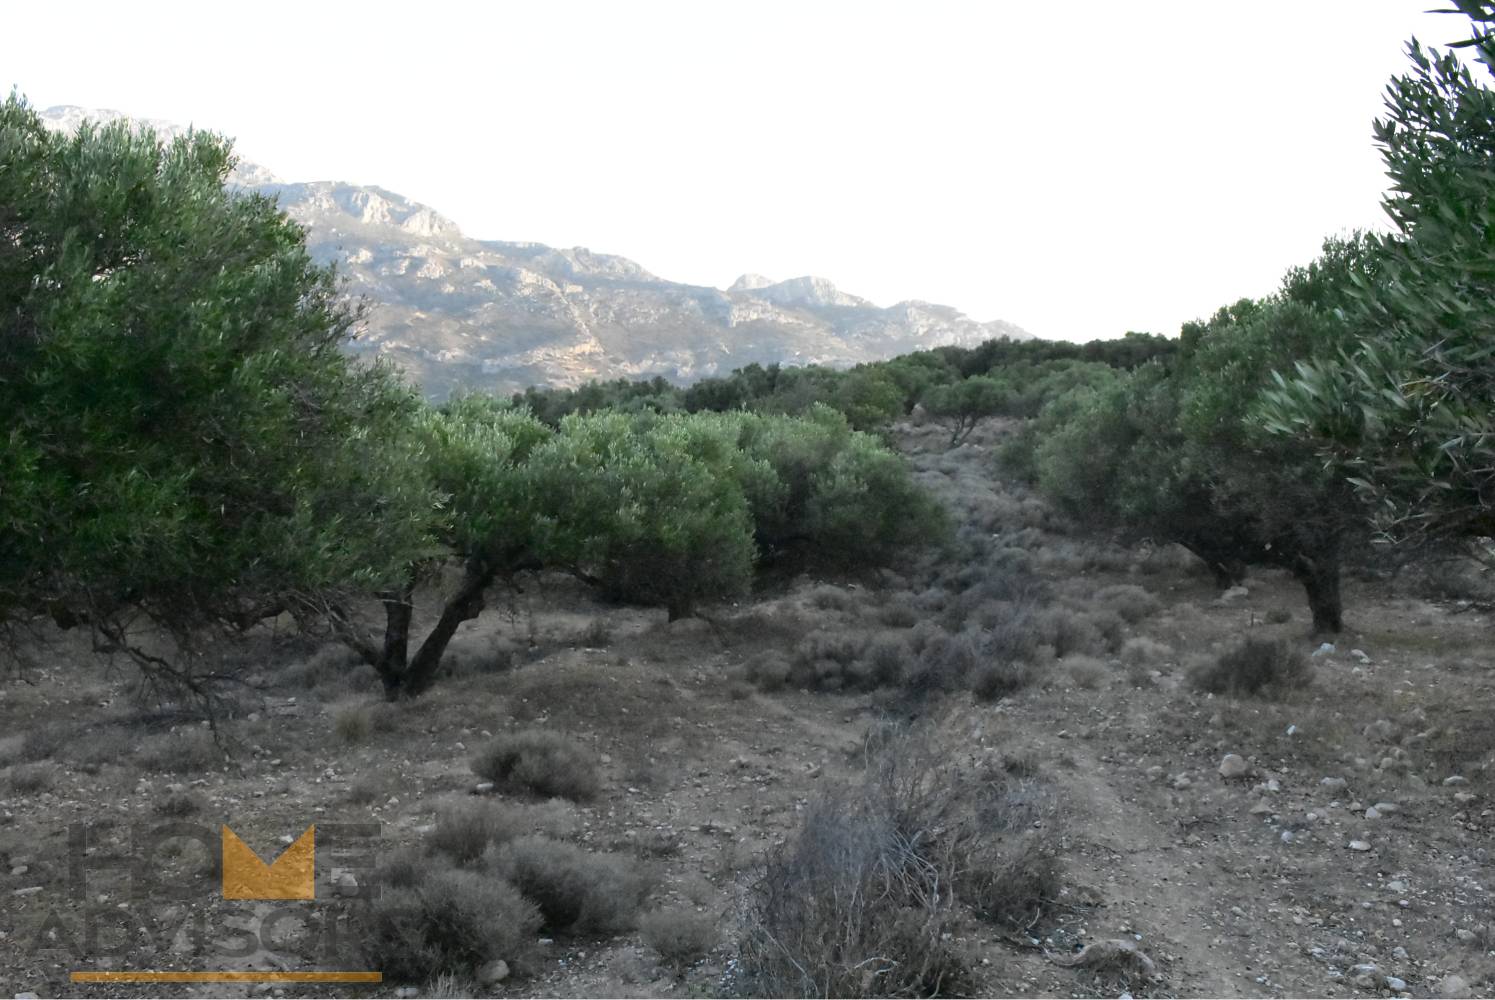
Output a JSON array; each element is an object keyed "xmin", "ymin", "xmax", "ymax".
[{"xmin": 2, "ymin": 5, "xmax": 1495, "ymax": 999}]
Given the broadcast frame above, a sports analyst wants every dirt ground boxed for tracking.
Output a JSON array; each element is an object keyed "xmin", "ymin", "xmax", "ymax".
[{"xmin": 1, "ymin": 421, "xmax": 1491, "ymax": 999}]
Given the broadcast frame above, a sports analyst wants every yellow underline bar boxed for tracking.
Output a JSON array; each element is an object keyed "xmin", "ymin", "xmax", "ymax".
[{"xmin": 72, "ymin": 971, "xmax": 382, "ymax": 983}]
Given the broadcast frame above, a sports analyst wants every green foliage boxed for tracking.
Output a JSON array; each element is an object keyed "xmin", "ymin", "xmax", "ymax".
[
  {"xmin": 1028, "ymin": 248, "xmax": 1369, "ymax": 630},
  {"xmin": 417, "ymin": 397, "xmax": 550, "ymax": 569},
  {"xmin": 0, "ymin": 95, "xmax": 437, "ymax": 649},
  {"xmin": 734, "ymin": 407, "xmax": 948, "ymax": 568},
  {"xmin": 1260, "ymin": 11, "xmax": 1495, "ymax": 545},
  {"xmin": 529, "ymin": 412, "xmax": 758, "ymax": 619},
  {"xmin": 921, "ymin": 375, "xmax": 1007, "ymax": 446}
]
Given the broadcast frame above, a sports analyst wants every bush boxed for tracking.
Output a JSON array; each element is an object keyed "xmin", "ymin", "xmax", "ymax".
[
  {"xmin": 334, "ymin": 705, "xmax": 373, "ymax": 745},
  {"xmin": 806, "ymin": 584, "xmax": 858, "ymax": 613},
  {"xmin": 1119, "ymin": 636, "xmax": 1174, "ymax": 667},
  {"xmin": 429, "ymin": 800, "xmax": 512, "ymax": 866},
  {"xmin": 1058, "ymin": 653, "xmax": 1107, "ymax": 690},
  {"xmin": 640, "ymin": 908, "xmax": 718, "ymax": 973},
  {"xmin": 972, "ymin": 660, "xmax": 1037, "ymax": 703},
  {"xmin": 137, "ymin": 729, "xmax": 222, "ymax": 774},
  {"xmin": 787, "ymin": 629, "xmax": 868, "ymax": 691},
  {"xmin": 1191, "ymin": 637, "xmax": 1312, "ymax": 697},
  {"xmin": 743, "ymin": 653, "xmax": 792, "ymax": 692},
  {"xmin": 360, "ymin": 865, "xmax": 540, "ymax": 983},
  {"xmin": 471, "ymin": 730, "xmax": 601, "ymax": 801},
  {"xmin": 877, "ymin": 598, "xmax": 921, "ymax": 628},
  {"xmin": 739, "ymin": 729, "xmax": 1060, "ymax": 997},
  {"xmin": 430, "ymin": 798, "xmax": 583, "ymax": 866},
  {"xmin": 7, "ymin": 762, "xmax": 56, "ymax": 794},
  {"xmin": 1093, "ymin": 584, "xmax": 1161, "ymax": 624},
  {"xmin": 486, "ymin": 836, "xmax": 652, "ymax": 936}
]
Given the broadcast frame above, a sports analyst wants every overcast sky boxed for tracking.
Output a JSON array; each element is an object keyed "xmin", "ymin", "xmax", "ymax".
[{"xmin": 3, "ymin": 1, "xmax": 1466, "ymax": 341}]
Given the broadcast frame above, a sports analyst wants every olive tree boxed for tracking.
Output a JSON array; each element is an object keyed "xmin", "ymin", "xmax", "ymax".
[
  {"xmin": 328, "ymin": 397, "xmax": 550, "ymax": 699},
  {"xmin": 0, "ymin": 96, "xmax": 436, "ymax": 685},
  {"xmin": 1261, "ymin": 7, "xmax": 1495, "ymax": 549}
]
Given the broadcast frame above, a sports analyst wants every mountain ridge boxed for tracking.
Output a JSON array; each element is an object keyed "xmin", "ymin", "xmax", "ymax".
[{"xmin": 38, "ymin": 104, "xmax": 1032, "ymax": 397}]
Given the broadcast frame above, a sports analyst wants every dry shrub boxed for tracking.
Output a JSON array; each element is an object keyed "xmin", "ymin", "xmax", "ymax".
[
  {"xmin": 485, "ymin": 835, "xmax": 652, "ymax": 936},
  {"xmin": 739, "ymin": 727, "xmax": 1061, "ymax": 997},
  {"xmin": 806, "ymin": 584, "xmax": 859, "ymax": 613},
  {"xmin": 787, "ymin": 629, "xmax": 868, "ymax": 691},
  {"xmin": 443, "ymin": 636, "xmax": 519, "ymax": 677},
  {"xmin": 1191, "ymin": 636, "xmax": 1312, "ymax": 697},
  {"xmin": 283, "ymin": 643, "xmax": 362, "ymax": 689},
  {"xmin": 861, "ymin": 635, "xmax": 914, "ymax": 689},
  {"xmin": 577, "ymin": 618, "xmax": 613, "ymax": 648},
  {"xmin": 743, "ymin": 653, "xmax": 792, "ymax": 692},
  {"xmin": 972, "ymin": 660, "xmax": 1038, "ymax": 703},
  {"xmin": 136, "ymin": 728, "xmax": 223, "ymax": 774},
  {"xmin": 378, "ymin": 846, "xmax": 437, "ymax": 890},
  {"xmin": 430, "ymin": 799, "xmax": 581, "ymax": 865},
  {"xmin": 346, "ymin": 774, "xmax": 390, "ymax": 805},
  {"xmin": 361, "ymin": 864, "xmax": 540, "ymax": 983},
  {"xmin": 640, "ymin": 908, "xmax": 718, "ymax": 972},
  {"xmin": 877, "ymin": 599, "xmax": 922, "ymax": 628},
  {"xmin": 7, "ymin": 761, "xmax": 57, "ymax": 794},
  {"xmin": 471, "ymin": 730, "xmax": 600, "ymax": 801},
  {"xmin": 906, "ymin": 629, "xmax": 982, "ymax": 696},
  {"xmin": 1093, "ymin": 584, "xmax": 1161, "ymax": 624},
  {"xmin": 1058, "ymin": 653, "xmax": 1107, "ymax": 690},
  {"xmin": 1119, "ymin": 636, "xmax": 1173, "ymax": 667},
  {"xmin": 430, "ymin": 800, "xmax": 511, "ymax": 866},
  {"xmin": 334, "ymin": 705, "xmax": 373, "ymax": 745}
]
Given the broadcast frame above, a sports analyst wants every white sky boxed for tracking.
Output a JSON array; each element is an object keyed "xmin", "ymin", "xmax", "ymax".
[{"xmin": 2, "ymin": 1, "xmax": 1465, "ymax": 341}]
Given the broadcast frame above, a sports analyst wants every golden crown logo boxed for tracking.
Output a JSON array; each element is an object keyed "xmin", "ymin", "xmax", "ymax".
[{"xmin": 221, "ymin": 825, "xmax": 315, "ymax": 900}]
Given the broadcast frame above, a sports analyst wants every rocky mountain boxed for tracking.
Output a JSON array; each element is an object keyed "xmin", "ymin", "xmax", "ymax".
[{"xmin": 39, "ymin": 105, "xmax": 1031, "ymax": 397}]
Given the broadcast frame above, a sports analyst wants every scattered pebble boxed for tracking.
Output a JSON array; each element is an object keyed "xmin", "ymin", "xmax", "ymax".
[
  {"xmin": 1348, "ymin": 840, "xmax": 1372, "ymax": 852},
  {"xmin": 1219, "ymin": 753, "xmax": 1249, "ymax": 779}
]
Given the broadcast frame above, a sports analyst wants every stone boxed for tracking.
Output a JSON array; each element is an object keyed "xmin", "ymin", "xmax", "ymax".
[
  {"xmin": 1348, "ymin": 839, "xmax": 1372, "ymax": 852},
  {"xmin": 1455, "ymin": 929, "xmax": 1477, "ymax": 944},
  {"xmin": 478, "ymin": 959, "xmax": 510, "ymax": 985},
  {"xmin": 1321, "ymin": 776, "xmax": 1348, "ymax": 791},
  {"xmin": 1312, "ymin": 642, "xmax": 1336, "ymax": 658},
  {"xmin": 395, "ymin": 989, "xmax": 420, "ymax": 999},
  {"xmin": 1438, "ymin": 974, "xmax": 1472, "ymax": 999},
  {"xmin": 1364, "ymin": 719, "xmax": 1397, "ymax": 743},
  {"xmin": 1350, "ymin": 648, "xmax": 1371, "ymax": 663},
  {"xmin": 1365, "ymin": 807, "xmax": 1382, "ymax": 820},
  {"xmin": 1385, "ymin": 976, "xmax": 1407, "ymax": 992},
  {"xmin": 1454, "ymin": 791, "xmax": 1477, "ymax": 805},
  {"xmin": 1387, "ymin": 880, "xmax": 1408, "ymax": 892},
  {"xmin": 1444, "ymin": 775, "xmax": 1469, "ymax": 786},
  {"xmin": 334, "ymin": 872, "xmax": 359, "ymax": 898},
  {"xmin": 1220, "ymin": 585, "xmax": 1249, "ymax": 602},
  {"xmin": 473, "ymin": 782, "xmax": 495, "ymax": 794},
  {"xmin": 1250, "ymin": 801, "xmax": 1273, "ymax": 816},
  {"xmin": 16, "ymin": 993, "xmax": 41, "ymax": 1000},
  {"xmin": 1373, "ymin": 801, "xmax": 1400, "ymax": 815},
  {"xmin": 1219, "ymin": 754, "xmax": 1250, "ymax": 779}
]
